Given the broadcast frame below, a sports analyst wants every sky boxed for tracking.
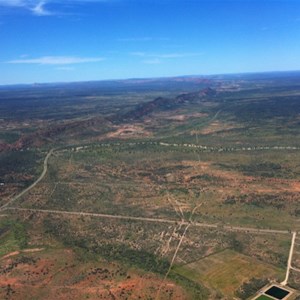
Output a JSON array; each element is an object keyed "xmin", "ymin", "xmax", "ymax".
[{"xmin": 0, "ymin": 0, "xmax": 300, "ymax": 84}]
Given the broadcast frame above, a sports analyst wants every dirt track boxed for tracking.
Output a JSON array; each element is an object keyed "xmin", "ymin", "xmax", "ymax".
[
  {"xmin": 0, "ymin": 148, "xmax": 54, "ymax": 211},
  {"xmin": 4, "ymin": 206, "xmax": 292, "ymax": 236}
]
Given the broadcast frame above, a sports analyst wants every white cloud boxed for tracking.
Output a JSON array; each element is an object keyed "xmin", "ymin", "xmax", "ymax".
[
  {"xmin": 31, "ymin": 1, "xmax": 51, "ymax": 16},
  {"xmin": 131, "ymin": 52, "xmax": 204, "ymax": 59},
  {"xmin": 142, "ymin": 58, "xmax": 161, "ymax": 65},
  {"xmin": 0, "ymin": 0, "xmax": 25, "ymax": 6},
  {"xmin": 6, "ymin": 56, "xmax": 105, "ymax": 65},
  {"xmin": 0, "ymin": 0, "xmax": 109, "ymax": 16},
  {"xmin": 157, "ymin": 53, "xmax": 193, "ymax": 58},
  {"xmin": 118, "ymin": 37, "xmax": 153, "ymax": 42},
  {"xmin": 130, "ymin": 52, "xmax": 146, "ymax": 57},
  {"xmin": 55, "ymin": 66, "xmax": 75, "ymax": 71},
  {"xmin": 0, "ymin": 0, "xmax": 51, "ymax": 15},
  {"xmin": 118, "ymin": 37, "xmax": 170, "ymax": 42},
  {"xmin": 130, "ymin": 51, "xmax": 204, "ymax": 65},
  {"xmin": 0, "ymin": 0, "xmax": 106, "ymax": 4}
]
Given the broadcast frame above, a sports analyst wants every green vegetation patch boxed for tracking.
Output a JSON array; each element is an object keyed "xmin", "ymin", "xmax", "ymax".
[
  {"xmin": 0, "ymin": 149, "xmax": 42, "ymax": 183},
  {"xmin": 0, "ymin": 220, "xmax": 28, "ymax": 257},
  {"xmin": 256, "ymin": 295, "xmax": 274, "ymax": 300},
  {"xmin": 169, "ymin": 272, "xmax": 210, "ymax": 300},
  {"xmin": 89, "ymin": 243, "xmax": 170, "ymax": 275},
  {"xmin": 173, "ymin": 250, "xmax": 274, "ymax": 299},
  {"xmin": 218, "ymin": 160, "xmax": 298, "ymax": 179},
  {"xmin": 224, "ymin": 193, "xmax": 297, "ymax": 211},
  {"xmin": 0, "ymin": 131, "xmax": 20, "ymax": 143}
]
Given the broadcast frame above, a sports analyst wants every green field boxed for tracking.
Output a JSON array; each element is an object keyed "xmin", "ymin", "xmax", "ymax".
[
  {"xmin": 256, "ymin": 295, "xmax": 274, "ymax": 300},
  {"xmin": 173, "ymin": 249, "xmax": 284, "ymax": 298}
]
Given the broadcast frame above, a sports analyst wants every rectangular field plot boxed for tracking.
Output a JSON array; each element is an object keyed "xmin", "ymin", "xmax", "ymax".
[{"xmin": 172, "ymin": 249, "xmax": 283, "ymax": 298}]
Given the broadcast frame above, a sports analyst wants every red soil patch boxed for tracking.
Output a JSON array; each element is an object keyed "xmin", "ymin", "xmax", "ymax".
[
  {"xmin": 107, "ymin": 125, "xmax": 151, "ymax": 139},
  {"xmin": 155, "ymin": 111, "xmax": 208, "ymax": 122},
  {"xmin": 1, "ymin": 249, "xmax": 44, "ymax": 260},
  {"xmin": 195, "ymin": 121, "xmax": 243, "ymax": 135},
  {"xmin": 180, "ymin": 160, "xmax": 300, "ymax": 197},
  {"xmin": 0, "ymin": 248, "xmax": 188, "ymax": 300}
]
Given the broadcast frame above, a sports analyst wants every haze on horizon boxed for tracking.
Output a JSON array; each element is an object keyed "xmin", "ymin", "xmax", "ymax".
[{"xmin": 1, "ymin": 0, "xmax": 300, "ymax": 85}]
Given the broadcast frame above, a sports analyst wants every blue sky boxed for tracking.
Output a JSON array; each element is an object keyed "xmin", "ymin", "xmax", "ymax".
[{"xmin": 0, "ymin": 0, "xmax": 300, "ymax": 84}]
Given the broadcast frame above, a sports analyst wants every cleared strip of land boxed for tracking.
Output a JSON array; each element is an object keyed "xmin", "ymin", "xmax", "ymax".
[
  {"xmin": 4, "ymin": 207, "xmax": 291, "ymax": 235},
  {"xmin": 67, "ymin": 141, "xmax": 300, "ymax": 153}
]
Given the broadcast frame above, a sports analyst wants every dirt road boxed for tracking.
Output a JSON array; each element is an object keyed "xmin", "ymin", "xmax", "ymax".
[
  {"xmin": 281, "ymin": 231, "xmax": 297, "ymax": 286},
  {"xmin": 4, "ymin": 207, "xmax": 292, "ymax": 236},
  {"xmin": 0, "ymin": 149, "xmax": 54, "ymax": 211}
]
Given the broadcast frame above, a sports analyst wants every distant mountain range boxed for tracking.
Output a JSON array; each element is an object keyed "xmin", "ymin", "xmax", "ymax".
[
  {"xmin": 1, "ymin": 70, "xmax": 300, "ymax": 88},
  {"xmin": 0, "ymin": 87, "xmax": 217, "ymax": 152},
  {"xmin": 123, "ymin": 87, "xmax": 216, "ymax": 120}
]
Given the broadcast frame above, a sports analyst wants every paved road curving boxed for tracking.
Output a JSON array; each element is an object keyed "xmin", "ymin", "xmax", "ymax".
[{"xmin": 0, "ymin": 149, "xmax": 54, "ymax": 211}]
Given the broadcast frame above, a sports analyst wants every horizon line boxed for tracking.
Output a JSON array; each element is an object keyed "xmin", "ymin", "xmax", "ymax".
[{"xmin": 1, "ymin": 69, "xmax": 300, "ymax": 87}]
